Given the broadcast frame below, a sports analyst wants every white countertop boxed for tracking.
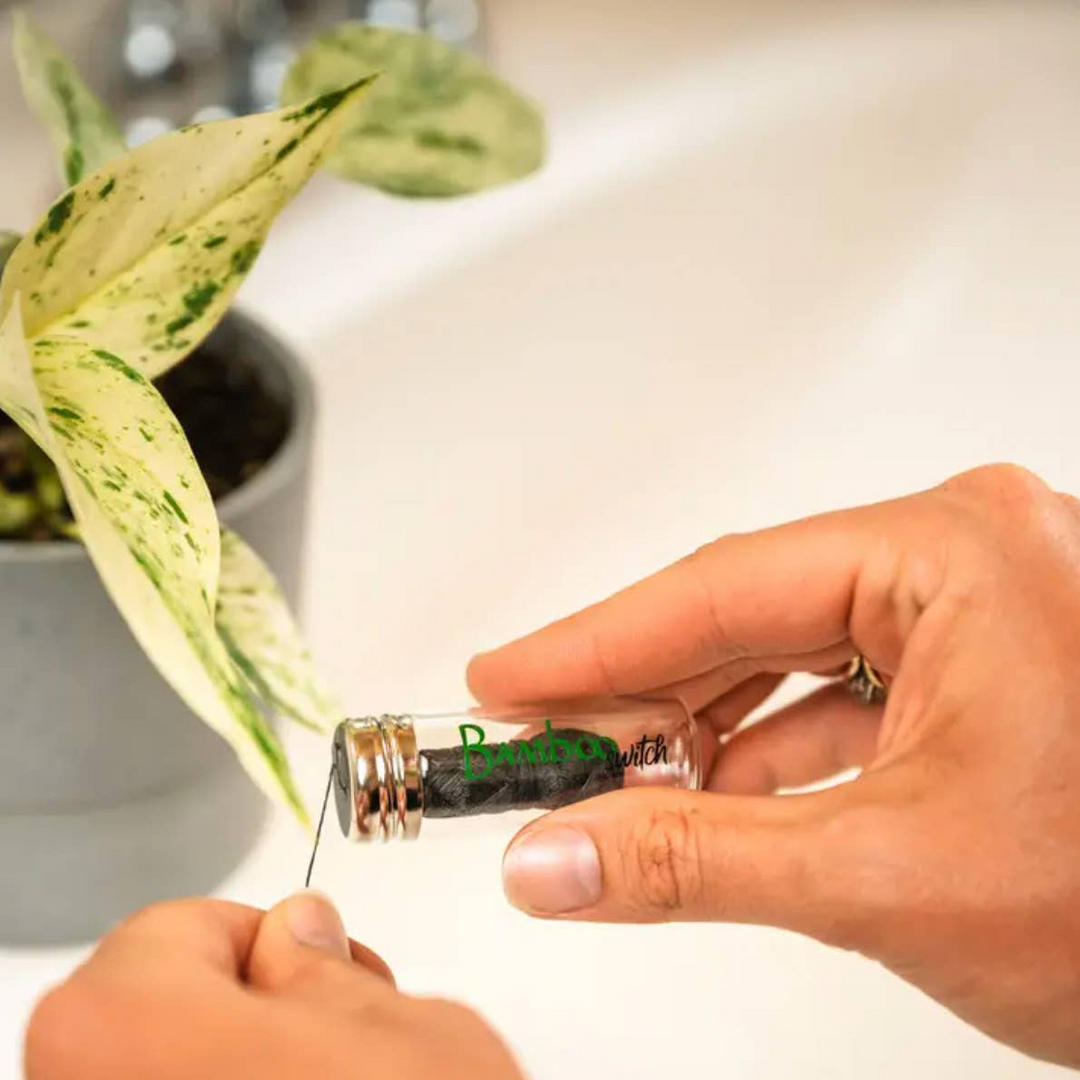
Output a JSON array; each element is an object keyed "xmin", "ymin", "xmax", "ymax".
[{"xmin": 4, "ymin": 1, "xmax": 1080, "ymax": 1077}]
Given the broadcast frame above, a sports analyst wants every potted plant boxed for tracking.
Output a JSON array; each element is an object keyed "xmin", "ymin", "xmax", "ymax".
[{"xmin": 0, "ymin": 13, "xmax": 544, "ymax": 944}]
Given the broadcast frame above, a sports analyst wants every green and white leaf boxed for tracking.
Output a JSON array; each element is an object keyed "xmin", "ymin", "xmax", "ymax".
[
  {"xmin": 282, "ymin": 23, "xmax": 544, "ymax": 197},
  {"xmin": 0, "ymin": 231, "xmax": 20, "ymax": 272},
  {"xmin": 13, "ymin": 10, "xmax": 127, "ymax": 186},
  {"xmin": 217, "ymin": 528, "xmax": 340, "ymax": 734},
  {"xmin": 0, "ymin": 76, "xmax": 375, "ymax": 381},
  {"xmin": 0, "ymin": 303, "xmax": 307, "ymax": 815},
  {"xmin": 0, "ymin": 83, "xmax": 373, "ymax": 820}
]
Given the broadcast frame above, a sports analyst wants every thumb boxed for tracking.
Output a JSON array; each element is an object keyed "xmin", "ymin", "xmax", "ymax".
[
  {"xmin": 501, "ymin": 784, "xmax": 896, "ymax": 949},
  {"xmin": 246, "ymin": 890, "xmax": 395, "ymax": 998}
]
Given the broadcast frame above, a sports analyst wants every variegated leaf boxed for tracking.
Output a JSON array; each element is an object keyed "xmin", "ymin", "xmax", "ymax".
[
  {"xmin": 0, "ymin": 301, "xmax": 308, "ymax": 817},
  {"xmin": 0, "ymin": 231, "xmax": 20, "ymax": 272},
  {"xmin": 217, "ymin": 528, "xmax": 340, "ymax": 734},
  {"xmin": 282, "ymin": 23, "xmax": 544, "ymax": 197},
  {"xmin": 0, "ymin": 82, "xmax": 374, "ymax": 820},
  {"xmin": 13, "ymin": 10, "xmax": 127, "ymax": 186},
  {"xmin": 0, "ymin": 77, "xmax": 375, "ymax": 381}
]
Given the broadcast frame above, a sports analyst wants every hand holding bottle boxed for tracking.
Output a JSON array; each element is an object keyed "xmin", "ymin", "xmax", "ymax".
[{"xmin": 470, "ymin": 464, "xmax": 1080, "ymax": 1069}]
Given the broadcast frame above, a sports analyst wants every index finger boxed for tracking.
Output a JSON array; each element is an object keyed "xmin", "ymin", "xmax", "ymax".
[
  {"xmin": 87, "ymin": 899, "xmax": 392, "ymax": 988},
  {"xmin": 87, "ymin": 899, "xmax": 264, "ymax": 982},
  {"xmin": 467, "ymin": 499, "xmax": 913, "ymax": 704}
]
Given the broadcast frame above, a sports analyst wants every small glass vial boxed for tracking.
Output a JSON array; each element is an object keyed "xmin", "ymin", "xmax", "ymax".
[{"xmin": 331, "ymin": 698, "xmax": 701, "ymax": 843}]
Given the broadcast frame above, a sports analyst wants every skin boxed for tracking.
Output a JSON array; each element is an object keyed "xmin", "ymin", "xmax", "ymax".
[
  {"xmin": 24, "ymin": 893, "xmax": 524, "ymax": 1080},
  {"xmin": 26, "ymin": 464, "xmax": 1080, "ymax": 1074},
  {"xmin": 475, "ymin": 463, "xmax": 1080, "ymax": 1069}
]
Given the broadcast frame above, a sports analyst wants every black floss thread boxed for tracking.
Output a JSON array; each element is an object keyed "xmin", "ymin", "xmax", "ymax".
[
  {"xmin": 304, "ymin": 761, "xmax": 335, "ymax": 888},
  {"xmin": 419, "ymin": 727, "xmax": 625, "ymax": 818}
]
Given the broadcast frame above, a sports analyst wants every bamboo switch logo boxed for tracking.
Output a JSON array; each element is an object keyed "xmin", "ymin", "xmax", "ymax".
[{"xmin": 458, "ymin": 720, "xmax": 668, "ymax": 780}]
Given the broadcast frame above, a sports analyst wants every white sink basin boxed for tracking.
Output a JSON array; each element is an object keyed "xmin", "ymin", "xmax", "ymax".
[
  {"xmin": 4, "ymin": 3, "xmax": 1080, "ymax": 1078},
  {"xmin": 268, "ymin": 0, "xmax": 1080, "ymax": 723}
]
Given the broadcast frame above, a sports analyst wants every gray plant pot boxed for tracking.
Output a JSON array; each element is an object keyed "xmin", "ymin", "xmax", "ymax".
[{"xmin": 0, "ymin": 311, "xmax": 314, "ymax": 945}]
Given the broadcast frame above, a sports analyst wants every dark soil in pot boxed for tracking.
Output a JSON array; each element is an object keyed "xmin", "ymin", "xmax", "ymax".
[{"xmin": 0, "ymin": 343, "xmax": 292, "ymax": 540}]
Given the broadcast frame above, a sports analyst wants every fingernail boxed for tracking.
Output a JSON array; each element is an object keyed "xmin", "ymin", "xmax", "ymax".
[
  {"xmin": 283, "ymin": 889, "xmax": 350, "ymax": 958},
  {"xmin": 503, "ymin": 825, "xmax": 602, "ymax": 914}
]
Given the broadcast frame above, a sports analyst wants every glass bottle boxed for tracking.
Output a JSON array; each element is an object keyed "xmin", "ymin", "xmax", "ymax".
[{"xmin": 331, "ymin": 698, "xmax": 701, "ymax": 843}]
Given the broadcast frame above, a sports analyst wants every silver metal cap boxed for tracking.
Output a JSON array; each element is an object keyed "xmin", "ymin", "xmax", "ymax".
[{"xmin": 333, "ymin": 716, "xmax": 423, "ymax": 843}]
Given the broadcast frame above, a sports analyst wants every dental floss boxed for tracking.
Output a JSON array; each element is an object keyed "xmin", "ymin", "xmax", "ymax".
[
  {"xmin": 331, "ymin": 701, "xmax": 701, "ymax": 844},
  {"xmin": 304, "ymin": 761, "xmax": 335, "ymax": 888}
]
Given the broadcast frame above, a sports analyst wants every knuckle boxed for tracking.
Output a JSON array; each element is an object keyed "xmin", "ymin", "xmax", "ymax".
[
  {"xmin": 102, "ymin": 900, "xmax": 252, "ymax": 959},
  {"xmin": 106, "ymin": 904, "xmax": 165, "ymax": 940},
  {"xmin": 682, "ymin": 541, "xmax": 748, "ymax": 662},
  {"xmin": 940, "ymin": 463, "xmax": 1051, "ymax": 516},
  {"xmin": 1056, "ymin": 490, "xmax": 1080, "ymax": 523},
  {"xmin": 686, "ymin": 534, "xmax": 740, "ymax": 579},
  {"xmin": 24, "ymin": 982, "xmax": 87, "ymax": 1079},
  {"xmin": 625, "ymin": 807, "xmax": 704, "ymax": 915},
  {"xmin": 931, "ymin": 464, "xmax": 1071, "ymax": 581},
  {"xmin": 348, "ymin": 994, "xmax": 411, "ymax": 1030},
  {"xmin": 414, "ymin": 998, "xmax": 516, "ymax": 1063},
  {"xmin": 108, "ymin": 897, "xmax": 199, "ymax": 938},
  {"xmin": 416, "ymin": 997, "xmax": 488, "ymax": 1032},
  {"xmin": 372, "ymin": 999, "xmax": 476, "ymax": 1053},
  {"xmin": 934, "ymin": 466, "xmax": 1080, "ymax": 587}
]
